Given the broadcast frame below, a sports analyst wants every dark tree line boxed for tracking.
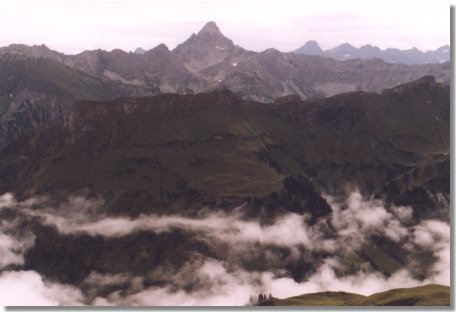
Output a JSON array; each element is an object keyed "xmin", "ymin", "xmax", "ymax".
[{"xmin": 249, "ymin": 293, "xmax": 274, "ymax": 306}]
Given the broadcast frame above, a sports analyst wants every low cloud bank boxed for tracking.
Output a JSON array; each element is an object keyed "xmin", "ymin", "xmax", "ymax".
[
  {"xmin": 0, "ymin": 270, "xmax": 84, "ymax": 305},
  {"xmin": 28, "ymin": 211, "xmax": 335, "ymax": 252},
  {"xmin": 0, "ymin": 190, "xmax": 450, "ymax": 306},
  {"xmin": 89, "ymin": 257, "xmax": 442, "ymax": 306},
  {"xmin": 410, "ymin": 220, "xmax": 450, "ymax": 285},
  {"xmin": 0, "ymin": 195, "xmax": 35, "ymax": 269}
]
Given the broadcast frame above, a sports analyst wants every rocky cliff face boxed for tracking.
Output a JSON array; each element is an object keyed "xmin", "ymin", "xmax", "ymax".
[
  {"xmin": 212, "ymin": 49, "xmax": 449, "ymax": 101},
  {"xmin": 65, "ymin": 44, "xmax": 206, "ymax": 95},
  {"xmin": 0, "ymin": 53, "xmax": 116, "ymax": 149}
]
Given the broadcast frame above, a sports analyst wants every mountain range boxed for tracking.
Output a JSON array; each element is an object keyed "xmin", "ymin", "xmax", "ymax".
[
  {"xmin": 0, "ymin": 21, "xmax": 450, "ymax": 306},
  {"xmin": 0, "ymin": 22, "xmax": 450, "ymax": 150},
  {"xmin": 294, "ymin": 40, "xmax": 450, "ymax": 65},
  {"xmin": 1, "ymin": 75, "xmax": 449, "ymax": 216}
]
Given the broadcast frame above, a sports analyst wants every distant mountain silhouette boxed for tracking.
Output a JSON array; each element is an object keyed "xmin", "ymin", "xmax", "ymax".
[{"xmin": 294, "ymin": 40, "xmax": 449, "ymax": 65}]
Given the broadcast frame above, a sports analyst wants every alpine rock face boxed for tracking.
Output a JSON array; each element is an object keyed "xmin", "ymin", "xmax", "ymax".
[
  {"xmin": 173, "ymin": 21, "xmax": 249, "ymax": 72},
  {"xmin": 0, "ymin": 49, "xmax": 116, "ymax": 150}
]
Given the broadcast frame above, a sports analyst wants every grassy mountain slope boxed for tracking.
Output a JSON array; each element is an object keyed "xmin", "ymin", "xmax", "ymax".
[
  {"xmin": 272, "ymin": 291, "xmax": 366, "ymax": 306},
  {"xmin": 0, "ymin": 77, "xmax": 449, "ymax": 217},
  {"xmin": 273, "ymin": 284, "xmax": 450, "ymax": 306}
]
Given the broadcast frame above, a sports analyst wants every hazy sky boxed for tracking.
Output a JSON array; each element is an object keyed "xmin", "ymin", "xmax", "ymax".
[{"xmin": 1, "ymin": 0, "xmax": 451, "ymax": 54}]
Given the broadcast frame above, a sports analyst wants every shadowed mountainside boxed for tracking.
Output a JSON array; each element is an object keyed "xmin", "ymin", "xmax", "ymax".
[
  {"xmin": 0, "ymin": 76, "xmax": 449, "ymax": 218},
  {"xmin": 0, "ymin": 77, "xmax": 449, "ymax": 302},
  {"xmin": 0, "ymin": 53, "xmax": 117, "ymax": 149}
]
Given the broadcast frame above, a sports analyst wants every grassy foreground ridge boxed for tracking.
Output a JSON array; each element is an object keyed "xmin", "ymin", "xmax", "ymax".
[{"xmin": 272, "ymin": 284, "xmax": 450, "ymax": 306}]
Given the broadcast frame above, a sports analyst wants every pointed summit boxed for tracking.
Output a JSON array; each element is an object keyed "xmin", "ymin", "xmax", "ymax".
[
  {"xmin": 198, "ymin": 21, "xmax": 222, "ymax": 36},
  {"xmin": 145, "ymin": 43, "xmax": 170, "ymax": 58},
  {"xmin": 359, "ymin": 44, "xmax": 381, "ymax": 52},
  {"xmin": 335, "ymin": 43, "xmax": 356, "ymax": 51},
  {"xmin": 326, "ymin": 43, "xmax": 357, "ymax": 59},
  {"xmin": 294, "ymin": 40, "xmax": 323, "ymax": 55},
  {"xmin": 153, "ymin": 43, "xmax": 169, "ymax": 52},
  {"xmin": 173, "ymin": 21, "xmax": 244, "ymax": 71},
  {"xmin": 134, "ymin": 47, "xmax": 146, "ymax": 55}
]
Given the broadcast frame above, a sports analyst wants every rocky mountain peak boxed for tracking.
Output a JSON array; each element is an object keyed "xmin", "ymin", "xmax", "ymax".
[
  {"xmin": 0, "ymin": 44, "xmax": 64, "ymax": 62},
  {"xmin": 145, "ymin": 43, "xmax": 172, "ymax": 61},
  {"xmin": 198, "ymin": 21, "xmax": 223, "ymax": 36},
  {"xmin": 192, "ymin": 21, "xmax": 232, "ymax": 46},
  {"xmin": 294, "ymin": 41, "xmax": 450, "ymax": 64},
  {"xmin": 436, "ymin": 45, "xmax": 450, "ymax": 52},
  {"xmin": 334, "ymin": 43, "xmax": 356, "ymax": 52},
  {"xmin": 359, "ymin": 44, "xmax": 381, "ymax": 52},
  {"xmin": 178, "ymin": 21, "xmax": 232, "ymax": 46},
  {"xmin": 134, "ymin": 47, "xmax": 146, "ymax": 54},
  {"xmin": 150, "ymin": 43, "xmax": 170, "ymax": 54},
  {"xmin": 303, "ymin": 40, "xmax": 321, "ymax": 49},
  {"xmin": 172, "ymin": 21, "xmax": 240, "ymax": 71},
  {"xmin": 295, "ymin": 40, "xmax": 323, "ymax": 55}
]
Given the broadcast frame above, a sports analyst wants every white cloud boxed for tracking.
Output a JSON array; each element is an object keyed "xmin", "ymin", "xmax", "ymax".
[
  {"xmin": 24, "ymin": 207, "xmax": 335, "ymax": 251},
  {"xmin": 0, "ymin": 191, "xmax": 449, "ymax": 306},
  {"xmin": 259, "ymin": 260, "xmax": 423, "ymax": 298},
  {"xmin": 0, "ymin": 270, "xmax": 84, "ymax": 306},
  {"xmin": 92, "ymin": 255, "xmax": 444, "ymax": 306},
  {"xmin": 390, "ymin": 205, "xmax": 413, "ymax": 223},
  {"xmin": 0, "ymin": 216, "xmax": 35, "ymax": 269},
  {"xmin": 0, "ymin": 233, "xmax": 25, "ymax": 268},
  {"xmin": 327, "ymin": 190, "xmax": 410, "ymax": 249},
  {"xmin": 412, "ymin": 220, "xmax": 450, "ymax": 286},
  {"xmin": 0, "ymin": 193, "xmax": 16, "ymax": 209}
]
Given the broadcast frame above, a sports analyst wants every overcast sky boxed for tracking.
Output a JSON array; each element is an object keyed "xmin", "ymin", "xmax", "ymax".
[{"xmin": 1, "ymin": 0, "xmax": 451, "ymax": 54}]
